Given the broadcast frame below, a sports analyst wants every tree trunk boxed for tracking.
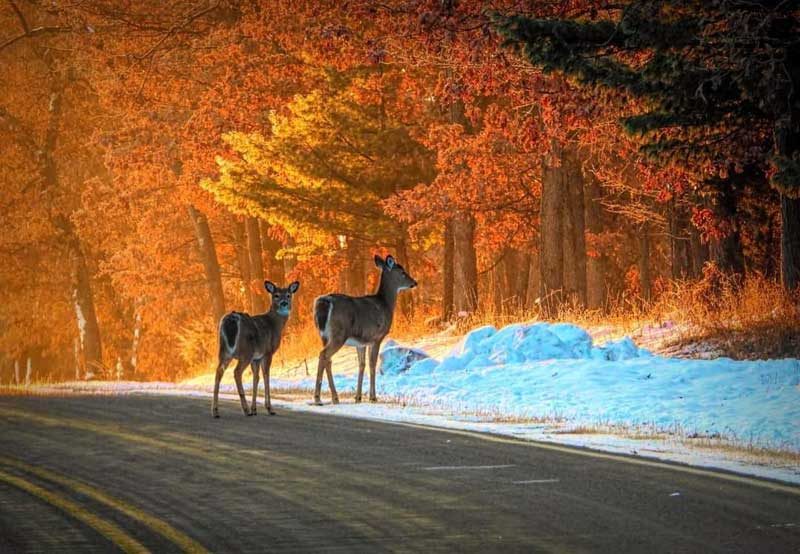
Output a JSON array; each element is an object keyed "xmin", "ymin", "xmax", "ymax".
[
  {"xmin": 452, "ymin": 213, "xmax": 478, "ymax": 314},
  {"xmin": 74, "ymin": 338, "xmax": 81, "ymax": 380},
  {"xmin": 774, "ymin": 119, "xmax": 800, "ymax": 290},
  {"xmin": 39, "ymin": 75, "xmax": 104, "ymax": 374},
  {"xmin": 669, "ymin": 202, "xmax": 692, "ymax": 280},
  {"xmin": 14, "ymin": 359, "xmax": 19, "ymax": 385},
  {"xmin": 232, "ymin": 219, "xmax": 253, "ymax": 310},
  {"xmin": 345, "ymin": 237, "xmax": 366, "ymax": 295},
  {"xmin": 584, "ymin": 168, "xmax": 607, "ymax": 309},
  {"xmin": 442, "ymin": 219, "xmax": 455, "ymax": 321},
  {"xmin": 60, "ymin": 220, "xmax": 103, "ymax": 374},
  {"xmin": 492, "ymin": 250, "xmax": 508, "ymax": 315},
  {"xmin": 512, "ymin": 248, "xmax": 531, "ymax": 311},
  {"xmin": 130, "ymin": 310, "xmax": 142, "ymax": 380},
  {"xmin": 188, "ymin": 205, "xmax": 226, "ymax": 324},
  {"xmin": 709, "ymin": 188, "xmax": 745, "ymax": 275},
  {"xmin": 689, "ymin": 225, "xmax": 709, "ymax": 278},
  {"xmin": 245, "ymin": 217, "xmax": 267, "ymax": 312},
  {"xmin": 25, "ymin": 357, "xmax": 32, "ymax": 386},
  {"xmin": 527, "ymin": 251, "xmax": 540, "ymax": 309},
  {"xmin": 781, "ymin": 194, "xmax": 800, "ymax": 290},
  {"xmin": 540, "ymin": 142, "xmax": 565, "ymax": 317},
  {"xmin": 562, "ymin": 145, "xmax": 586, "ymax": 306},
  {"xmin": 260, "ymin": 220, "xmax": 285, "ymax": 284},
  {"xmin": 639, "ymin": 224, "xmax": 652, "ymax": 301},
  {"xmin": 282, "ymin": 236, "xmax": 297, "ymax": 277}
]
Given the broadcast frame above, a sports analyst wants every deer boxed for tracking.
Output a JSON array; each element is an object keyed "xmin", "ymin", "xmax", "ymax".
[
  {"xmin": 211, "ymin": 280, "xmax": 300, "ymax": 418},
  {"xmin": 313, "ymin": 254, "xmax": 417, "ymax": 405}
]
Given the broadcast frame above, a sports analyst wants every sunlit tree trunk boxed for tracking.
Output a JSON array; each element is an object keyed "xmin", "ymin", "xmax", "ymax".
[
  {"xmin": 25, "ymin": 357, "xmax": 32, "ymax": 386},
  {"xmin": 245, "ymin": 216, "xmax": 267, "ymax": 312},
  {"xmin": 233, "ymin": 218, "xmax": 253, "ymax": 309},
  {"xmin": 14, "ymin": 359, "xmax": 19, "ymax": 386},
  {"xmin": 584, "ymin": 169, "xmax": 607, "ymax": 309},
  {"xmin": 260, "ymin": 220, "xmax": 285, "ymax": 284},
  {"xmin": 130, "ymin": 310, "xmax": 142, "ymax": 380},
  {"xmin": 188, "ymin": 205, "xmax": 226, "ymax": 324},
  {"xmin": 452, "ymin": 213, "xmax": 478, "ymax": 314},
  {"xmin": 540, "ymin": 142, "xmax": 565, "ymax": 317},
  {"xmin": 562, "ymin": 145, "xmax": 586, "ymax": 306},
  {"xmin": 345, "ymin": 237, "xmax": 366, "ymax": 295},
  {"xmin": 59, "ymin": 219, "xmax": 104, "ymax": 374},
  {"xmin": 38, "ymin": 74, "xmax": 104, "ymax": 374},
  {"xmin": 442, "ymin": 219, "xmax": 454, "ymax": 321}
]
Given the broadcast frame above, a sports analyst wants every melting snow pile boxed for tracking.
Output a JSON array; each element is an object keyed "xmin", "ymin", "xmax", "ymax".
[{"xmin": 286, "ymin": 322, "xmax": 800, "ymax": 449}]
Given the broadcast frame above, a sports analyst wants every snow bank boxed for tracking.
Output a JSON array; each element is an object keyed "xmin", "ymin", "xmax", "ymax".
[{"xmin": 279, "ymin": 321, "xmax": 800, "ymax": 449}]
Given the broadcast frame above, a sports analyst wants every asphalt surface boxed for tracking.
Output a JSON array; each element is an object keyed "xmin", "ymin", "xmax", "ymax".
[{"xmin": 0, "ymin": 394, "xmax": 798, "ymax": 553}]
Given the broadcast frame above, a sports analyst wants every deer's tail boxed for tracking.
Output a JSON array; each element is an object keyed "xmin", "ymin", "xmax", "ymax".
[
  {"xmin": 220, "ymin": 312, "xmax": 241, "ymax": 354},
  {"xmin": 314, "ymin": 296, "xmax": 334, "ymax": 343}
]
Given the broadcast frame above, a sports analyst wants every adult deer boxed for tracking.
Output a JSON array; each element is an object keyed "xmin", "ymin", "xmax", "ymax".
[
  {"xmin": 211, "ymin": 281, "xmax": 300, "ymax": 418},
  {"xmin": 313, "ymin": 254, "xmax": 417, "ymax": 405}
]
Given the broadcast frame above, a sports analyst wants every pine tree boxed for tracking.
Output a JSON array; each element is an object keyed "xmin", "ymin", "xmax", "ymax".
[{"xmin": 495, "ymin": 1, "xmax": 800, "ymax": 289}]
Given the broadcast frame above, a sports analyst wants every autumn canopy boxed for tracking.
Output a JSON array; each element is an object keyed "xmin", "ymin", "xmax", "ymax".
[{"xmin": 1, "ymin": 0, "xmax": 798, "ymax": 382}]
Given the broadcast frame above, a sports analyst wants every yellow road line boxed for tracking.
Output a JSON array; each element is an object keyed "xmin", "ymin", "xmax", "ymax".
[
  {"xmin": 393, "ymin": 422, "xmax": 800, "ymax": 496},
  {"xmin": 0, "ymin": 468, "xmax": 149, "ymax": 553},
  {"xmin": 0, "ymin": 457, "xmax": 208, "ymax": 554}
]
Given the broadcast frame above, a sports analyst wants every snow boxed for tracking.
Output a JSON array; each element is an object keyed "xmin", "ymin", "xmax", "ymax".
[
  {"xmin": 22, "ymin": 320, "xmax": 800, "ymax": 484},
  {"xmin": 278, "ymin": 322, "xmax": 800, "ymax": 450}
]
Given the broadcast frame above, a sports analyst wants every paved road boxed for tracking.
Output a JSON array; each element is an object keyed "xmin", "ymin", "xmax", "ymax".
[{"xmin": 0, "ymin": 394, "xmax": 798, "ymax": 553}]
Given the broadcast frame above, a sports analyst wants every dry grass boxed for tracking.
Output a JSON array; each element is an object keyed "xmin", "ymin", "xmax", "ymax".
[{"xmin": 649, "ymin": 270, "xmax": 800, "ymax": 359}]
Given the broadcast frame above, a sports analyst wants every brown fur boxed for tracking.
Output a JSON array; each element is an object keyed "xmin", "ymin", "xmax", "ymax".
[
  {"xmin": 313, "ymin": 255, "xmax": 416, "ymax": 405},
  {"xmin": 211, "ymin": 281, "xmax": 299, "ymax": 418}
]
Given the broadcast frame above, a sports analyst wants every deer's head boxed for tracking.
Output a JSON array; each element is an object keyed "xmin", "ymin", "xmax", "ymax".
[
  {"xmin": 374, "ymin": 255, "xmax": 417, "ymax": 292},
  {"xmin": 265, "ymin": 281, "xmax": 300, "ymax": 316}
]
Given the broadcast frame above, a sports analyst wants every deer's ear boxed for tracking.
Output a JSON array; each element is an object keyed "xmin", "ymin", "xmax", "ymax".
[
  {"xmin": 385, "ymin": 255, "xmax": 395, "ymax": 270},
  {"xmin": 264, "ymin": 281, "xmax": 276, "ymax": 294},
  {"xmin": 288, "ymin": 281, "xmax": 300, "ymax": 294},
  {"xmin": 374, "ymin": 255, "xmax": 385, "ymax": 269}
]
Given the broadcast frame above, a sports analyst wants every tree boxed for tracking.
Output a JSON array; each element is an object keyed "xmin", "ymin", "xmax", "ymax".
[{"xmin": 495, "ymin": 1, "xmax": 800, "ymax": 289}]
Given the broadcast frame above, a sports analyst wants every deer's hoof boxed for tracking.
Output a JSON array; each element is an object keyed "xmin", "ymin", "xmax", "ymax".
[
  {"xmin": 312, "ymin": 398, "xmax": 323, "ymax": 406},
  {"xmin": 268, "ymin": 409, "xmax": 277, "ymax": 416},
  {"xmin": 369, "ymin": 396, "xmax": 378, "ymax": 403},
  {"xmin": 354, "ymin": 395, "xmax": 362, "ymax": 404},
  {"xmin": 332, "ymin": 396, "xmax": 340, "ymax": 405},
  {"xmin": 212, "ymin": 411, "xmax": 220, "ymax": 419},
  {"xmin": 251, "ymin": 408, "xmax": 257, "ymax": 416}
]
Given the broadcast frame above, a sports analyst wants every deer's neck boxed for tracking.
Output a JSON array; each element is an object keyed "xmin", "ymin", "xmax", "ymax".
[
  {"xmin": 376, "ymin": 278, "xmax": 399, "ymax": 314},
  {"xmin": 266, "ymin": 309, "xmax": 289, "ymax": 331}
]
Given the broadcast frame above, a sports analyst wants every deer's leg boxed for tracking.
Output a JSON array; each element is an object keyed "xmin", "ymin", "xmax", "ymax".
[
  {"xmin": 250, "ymin": 359, "xmax": 261, "ymax": 415},
  {"xmin": 325, "ymin": 358, "xmax": 339, "ymax": 405},
  {"xmin": 233, "ymin": 359, "xmax": 251, "ymax": 416},
  {"xmin": 314, "ymin": 347, "xmax": 326, "ymax": 406},
  {"xmin": 262, "ymin": 354, "xmax": 275, "ymax": 415},
  {"xmin": 355, "ymin": 346, "xmax": 366, "ymax": 403},
  {"xmin": 212, "ymin": 356, "xmax": 231, "ymax": 418},
  {"xmin": 314, "ymin": 338, "xmax": 344, "ymax": 405},
  {"xmin": 368, "ymin": 342, "xmax": 381, "ymax": 402}
]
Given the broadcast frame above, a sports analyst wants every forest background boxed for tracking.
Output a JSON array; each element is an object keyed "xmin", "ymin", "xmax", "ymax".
[{"xmin": 1, "ymin": 0, "xmax": 798, "ymax": 382}]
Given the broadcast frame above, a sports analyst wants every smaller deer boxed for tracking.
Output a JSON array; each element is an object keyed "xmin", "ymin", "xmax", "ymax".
[
  {"xmin": 211, "ymin": 280, "xmax": 300, "ymax": 418},
  {"xmin": 313, "ymin": 254, "xmax": 417, "ymax": 405}
]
